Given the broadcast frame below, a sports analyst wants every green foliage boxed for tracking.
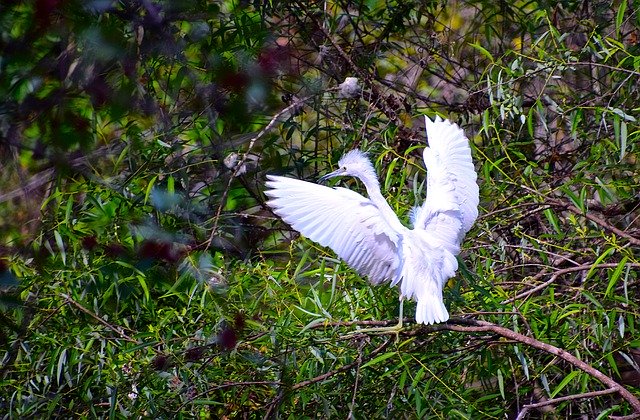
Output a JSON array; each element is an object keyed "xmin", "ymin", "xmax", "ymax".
[{"xmin": 1, "ymin": 0, "xmax": 639, "ymax": 418}]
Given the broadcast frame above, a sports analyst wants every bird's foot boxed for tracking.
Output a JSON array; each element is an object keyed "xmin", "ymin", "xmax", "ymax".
[{"xmin": 341, "ymin": 318, "xmax": 404, "ymax": 342}]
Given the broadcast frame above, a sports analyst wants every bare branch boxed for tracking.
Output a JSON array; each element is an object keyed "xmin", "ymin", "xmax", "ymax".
[
  {"xmin": 292, "ymin": 338, "xmax": 391, "ymax": 390},
  {"xmin": 515, "ymin": 388, "xmax": 618, "ymax": 420},
  {"xmin": 502, "ymin": 262, "xmax": 640, "ymax": 304},
  {"xmin": 62, "ymin": 294, "xmax": 141, "ymax": 345},
  {"xmin": 437, "ymin": 319, "xmax": 640, "ymax": 415},
  {"xmin": 547, "ymin": 197, "xmax": 640, "ymax": 246}
]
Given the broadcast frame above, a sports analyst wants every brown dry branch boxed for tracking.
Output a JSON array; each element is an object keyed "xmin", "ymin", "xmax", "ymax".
[
  {"xmin": 311, "ymin": 317, "xmax": 640, "ymax": 416},
  {"xmin": 502, "ymin": 262, "xmax": 640, "ymax": 304},
  {"xmin": 62, "ymin": 293, "xmax": 141, "ymax": 345},
  {"xmin": 546, "ymin": 197, "xmax": 640, "ymax": 246},
  {"xmin": 291, "ymin": 338, "xmax": 391, "ymax": 391},
  {"xmin": 176, "ymin": 380, "xmax": 283, "ymax": 414},
  {"xmin": 514, "ymin": 388, "xmax": 618, "ymax": 420},
  {"xmin": 297, "ymin": 2, "xmax": 408, "ymax": 122},
  {"xmin": 262, "ymin": 338, "xmax": 392, "ymax": 418},
  {"xmin": 434, "ymin": 319, "xmax": 640, "ymax": 416},
  {"xmin": 0, "ymin": 142, "xmax": 126, "ymax": 205},
  {"xmin": 205, "ymin": 94, "xmax": 317, "ymax": 250}
]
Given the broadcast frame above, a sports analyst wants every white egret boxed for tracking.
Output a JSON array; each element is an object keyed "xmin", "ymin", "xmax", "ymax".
[{"xmin": 265, "ymin": 116, "xmax": 479, "ymax": 326}]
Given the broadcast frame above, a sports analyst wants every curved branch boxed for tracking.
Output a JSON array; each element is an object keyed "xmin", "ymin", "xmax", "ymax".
[
  {"xmin": 434, "ymin": 319, "xmax": 640, "ymax": 416},
  {"xmin": 502, "ymin": 262, "xmax": 640, "ymax": 304},
  {"xmin": 547, "ymin": 198, "xmax": 640, "ymax": 246},
  {"xmin": 515, "ymin": 388, "xmax": 617, "ymax": 420},
  {"xmin": 313, "ymin": 317, "xmax": 640, "ymax": 415}
]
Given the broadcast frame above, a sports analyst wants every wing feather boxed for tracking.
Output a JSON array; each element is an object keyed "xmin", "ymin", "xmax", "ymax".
[
  {"xmin": 413, "ymin": 116, "xmax": 479, "ymax": 251},
  {"xmin": 265, "ymin": 175, "xmax": 403, "ymax": 285}
]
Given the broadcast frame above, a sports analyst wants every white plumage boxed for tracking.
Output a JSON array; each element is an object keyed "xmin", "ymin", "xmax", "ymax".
[{"xmin": 264, "ymin": 116, "xmax": 479, "ymax": 324}]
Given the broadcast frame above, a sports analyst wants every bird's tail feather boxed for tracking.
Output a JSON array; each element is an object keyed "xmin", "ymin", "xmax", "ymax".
[{"xmin": 415, "ymin": 294, "xmax": 449, "ymax": 325}]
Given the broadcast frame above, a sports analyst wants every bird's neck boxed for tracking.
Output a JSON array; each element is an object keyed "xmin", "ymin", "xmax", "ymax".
[{"xmin": 360, "ymin": 176, "xmax": 403, "ymax": 230}]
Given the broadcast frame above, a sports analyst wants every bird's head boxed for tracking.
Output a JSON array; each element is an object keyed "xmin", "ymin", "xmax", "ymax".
[{"xmin": 319, "ymin": 149, "xmax": 376, "ymax": 182}]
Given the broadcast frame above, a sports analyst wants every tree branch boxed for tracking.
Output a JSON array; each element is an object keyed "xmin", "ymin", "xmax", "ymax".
[
  {"xmin": 292, "ymin": 338, "xmax": 391, "ymax": 390},
  {"xmin": 435, "ymin": 319, "xmax": 640, "ymax": 416},
  {"xmin": 312, "ymin": 317, "xmax": 640, "ymax": 415},
  {"xmin": 547, "ymin": 198, "xmax": 640, "ymax": 246},
  {"xmin": 62, "ymin": 294, "xmax": 141, "ymax": 344},
  {"xmin": 515, "ymin": 388, "xmax": 617, "ymax": 419},
  {"xmin": 502, "ymin": 262, "xmax": 640, "ymax": 304}
]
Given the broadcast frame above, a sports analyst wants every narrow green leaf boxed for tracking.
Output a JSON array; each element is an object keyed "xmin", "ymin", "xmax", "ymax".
[
  {"xmin": 543, "ymin": 208, "xmax": 561, "ymax": 234},
  {"xmin": 551, "ymin": 370, "xmax": 579, "ymax": 398},
  {"xmin": 560, "ymin": 185, "xmax": 584, "ymax": 212},
  {"xmin": 145, "ymin": 175, "xmax": 158, "ymax": 205},
  {"xmin": 114, "ymin": 261, "xmax": 144, "ymax": 275},
  {"xmin": 616, "ymin": 1, "xmax": 628, "ymax": 37},
  {"xmin": 513, "ymin": 345, "xmax": 529, "ymax": 380},
  {"xmin": 619, "ymin": 352, "xmax": 640, "ymax": 372},
  {"xmin": 605, "ymin": 256, "xmax": 628, "ymax": 297},
  {"xmin": 620, "ymin": 120, "xmax": 627, "ymax": 161},
  {"xmin": 384, "ymin": 157, "xmax": 398, "ymax": 191},
  {"xmin": 292, "ymin": 248, "xmax": 311, "ymax": 278},
  {"xmin": 469, "ymin": 42, "xmax": 494, "ymax": 62},
  {"xmin": 497, "ymin": 369, "xmax": 505, "ymax": 399},
  {"xmin": 64, "ymin": 198, "xmax": 73, "ymax": 225},
  {"xmin": 361, "ymin": 351, "xmax": 396, "ymax": 369},
  {"xmin": 619, "ymin": 313, "xmax": 625, "ymax": 338},
  {"xmin": 585, "ymin": 248, "xmax": 615, "ymax": 281},
  {"xmin": 299, "ymin": 318, "xmax": 327, "ymax": 334},
  {"xmin": 54, "ymin": 230, "xmax": 66, "ymax": 265},
  {"xmin": 57, "ymin": 348, "xmax": 67, "ymax": 385},
  {"xmin": 137, "ymin": 275, "xmax": 150, "ymax": 302},
  {"xmin": 541, "ymin": 373, "xmax": 550, "ymax": 395},
  {"xmin": 606, "ymin": 352, "xmax": 621, "ymax": 376}
]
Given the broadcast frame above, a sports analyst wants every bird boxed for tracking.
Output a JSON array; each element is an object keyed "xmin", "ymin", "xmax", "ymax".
[{"xmin": 264, "ymin": 116, "xmax": 479, "ymax": 326}]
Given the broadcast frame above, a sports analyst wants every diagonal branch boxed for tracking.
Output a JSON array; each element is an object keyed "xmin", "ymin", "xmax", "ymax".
[
  {"xmin": 205, "ymin": 94, "xmax": 317, "ymax": 250},
  {"xmin": 292, "ymin": 338, "xmax": 391, "ymax": 390},
  {"xmin": 515, "ymin": 388, "xmax": 618, "ymax": 420},
  {"xmin": 547, "ymin": 197, "xmax": 640, "ymax": 246},
  {"xmin": 502, "ymin": 262, "xmax": 640, "ymax": 304},
  {"xmin": 430, "ymin": 319, "xmax": 640, "ymax": 416},
  {"xmin": 314, "ymin": 317, "xmax": 640, "ymax": 416},
  {"xmin": 62, "ymin": 294, "xmax": 141, "ymax": 344}
]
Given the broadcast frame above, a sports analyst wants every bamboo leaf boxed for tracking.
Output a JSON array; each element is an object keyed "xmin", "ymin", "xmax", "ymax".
[
  {"xmin": 605, "ymin": 256, "xmax": 628, "ymax": 297},
  {"xmin": 362, "ymin": 352, "xmax": 397, "ymax": 369},
  {"xmin": 550, "ymin": 370, "xmax": 579, "ymax": 398}
]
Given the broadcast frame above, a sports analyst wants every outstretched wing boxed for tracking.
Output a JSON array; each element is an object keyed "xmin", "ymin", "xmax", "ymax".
[
  {"xmin": 265, "ymin": 175, "xmax": 404, "ymax": 285},
  {"xmin": 412, "ymin": 116, "xmax": 479, "ymax": 252}
]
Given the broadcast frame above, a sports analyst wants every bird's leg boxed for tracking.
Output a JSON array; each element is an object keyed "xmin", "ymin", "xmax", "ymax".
[{"xmin": 342, "ymin": 300, "xmax": 405, "ymax": 341}]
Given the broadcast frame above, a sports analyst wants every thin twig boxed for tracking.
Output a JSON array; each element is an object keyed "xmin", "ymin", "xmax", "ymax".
[
  {"xmin": 311, "ymin": 317, "xmax": 640, "ymax": 415},
  {"xmin": 348, "ymin": 340, "xmax": 367, "ymax": 419},
  {"xmin": 176, "ymin": 381, "xmax": 282, "ymax": 413},
  {"xmin": 300, "ymin": 2, "xmax": 401, "ymax": 121},
  {"xmin": 205, "ymin": 94, "xmax": 319, "ymax": 250},
  {"xmin": 292, "ymin": 339, "xmax": 391, "ymax": 390},
  {"xmin": 261, "ymin": 337, "xmax": 391, "ymax": 418},
  {"xmin": 502, "ymin": 262, "xmax": 640, "ymax": 304},
  {"xmin": 515, "ymin": 388, "xmax": 617, "ymax": 420},
  {"xmin": 436, "ymin": 319, "xmax": 640, "ymax": 415},
  {"xmin": 545, "ymin": 197, "xmax": 640, "ymax": 246},
  {"xmin": 62, "ymin": 294, "xmax": 140, "ymax": 344}
]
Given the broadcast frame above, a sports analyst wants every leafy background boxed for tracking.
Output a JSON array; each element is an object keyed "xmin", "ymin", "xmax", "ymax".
[{"xmin": 1, "ymin": 0, "xmax": 639, "ymax": 418}]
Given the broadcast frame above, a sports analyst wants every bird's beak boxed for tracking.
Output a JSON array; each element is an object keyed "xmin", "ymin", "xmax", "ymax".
[{"xmin": 319, "ymin": 168, "xmax": 345, "ymax": 183}]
